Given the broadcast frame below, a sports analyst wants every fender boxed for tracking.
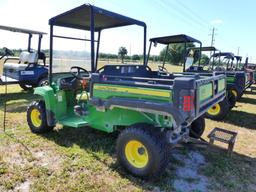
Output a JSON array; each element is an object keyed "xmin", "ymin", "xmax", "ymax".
[{"xmin": 34, "ymin": 86, "xmax": 56, "ymax": 126}]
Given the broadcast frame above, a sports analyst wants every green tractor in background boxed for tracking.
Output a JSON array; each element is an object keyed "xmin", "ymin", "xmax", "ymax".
[{"xmin": 27, "ymin": 4, "xmax": 226, "ymax": 177}]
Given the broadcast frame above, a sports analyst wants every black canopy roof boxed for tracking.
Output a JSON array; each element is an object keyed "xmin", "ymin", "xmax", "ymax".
[
  {"xmin": 149, "ymin": 34, "xmax": 201, "ymax": 44},
  {"xmin": 0, "ymin": 25, "xmax": 46, "ymax": 35},
  {"xmin": 212, "ymin": 52, "xmax": 234, "ymax": 58},
  {"xmin": 190, "ymin": 46, "xmax": 218, "ymax": 52},
  {"xmin": 234, "ymin": 56, "xmax": 242, "ymax": 61},
  {"xmin": 49, "ymin": 4, "xmax": 146, "ymax": 31}
]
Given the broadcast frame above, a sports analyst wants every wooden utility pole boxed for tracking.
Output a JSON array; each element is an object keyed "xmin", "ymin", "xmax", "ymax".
[{"xmin": 210, "ymin": 27, "xmax": 215, "ymax": 47}]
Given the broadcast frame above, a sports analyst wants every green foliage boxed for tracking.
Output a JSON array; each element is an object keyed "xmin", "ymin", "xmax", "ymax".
[
  {"xmin": 200, "ymin": 54, "xmax": 210, "ymax": 66},
  {"xmin": 118, "ymin": 46, "xmax": 128, "ymax": 63},
  {"xmin": 132, "ymin": 54, "xmax": 140, "ymax": 61},
  {"xmin": 159, "ymin": 43, "xmax": 195, "ymax": 65}
]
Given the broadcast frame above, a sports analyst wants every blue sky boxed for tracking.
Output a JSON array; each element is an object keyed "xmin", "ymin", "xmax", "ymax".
[{"xmin": 0, "ymin": 0, "xmax": 255, "ymax": 62}]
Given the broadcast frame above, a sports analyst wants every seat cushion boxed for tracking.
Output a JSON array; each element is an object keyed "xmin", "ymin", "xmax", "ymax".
[{"xmin": 76, "ymin": 92, "xmax": 89, "ymax": 101}]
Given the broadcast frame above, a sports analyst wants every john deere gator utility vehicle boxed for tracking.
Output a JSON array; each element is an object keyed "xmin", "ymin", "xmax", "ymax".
[
  {"xmin": 146, "ymin": 35, "xmax": 230, "ymax": 121},
  {"xmin": 245, "ymin": 62, "xmax": 256, "ymax": 82},
  {"xmin": 233, "ymin": 56, "xmax": 254, "ymax": 86},
  {"xmin": 184, "ymin": 46, "xmax": 237, "ymax": 120},
  {"xmin": 0, "ymin": 25, "xmax": 48, "ymax": 90},
  {"xmin": 27, "ymin": 4, "xmax": 226, "ymax": 177},
  {"xmin": 209, "ymin": 52, "xmax": 249, "ymax": 100}
]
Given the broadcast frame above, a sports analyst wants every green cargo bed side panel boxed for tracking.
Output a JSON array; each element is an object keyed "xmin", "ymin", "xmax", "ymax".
[
  {"xmin": 199, "ymin": 83, "xmax": 213, "ymax": 103},
  {"xmin": 218, "ymin": 78, "xmax": 225, "ymax": 93},
  {"xmin": 93, "ymin": 84, "xmax": 172, "ymax": 102},
  {"xmin": 226, "ymin": 76, "xmax": 235, "ymax": 83}
]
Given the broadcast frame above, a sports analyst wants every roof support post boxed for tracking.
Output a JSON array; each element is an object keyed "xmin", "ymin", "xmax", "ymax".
[
  {"xmin": 143, "ymin": 26, "xmax": 147, "ymax": 65},
  {"xmin": 95, "ymin": 30, "xmax": 101, "ymax": 71},
  {"xmin": 90, "ymin": 6, "xmax": 95, "ymax": 72},
  {"xmin": 146, "ymin": 41, "xmax": 152, "ymax": 65},
  {"xmin": 183, "ymin": 42, "xmax": 187, "ymax": 72},
  {"xmin": 28, "ymin": 34, "xmax": 32, "ymax": 52},
  {"xmin": 198, "ymin": 43, "xmax": 202, "ymax": 66},
  {"xmin": 163, "ymin": 44, "xmax": 169, "ymax": 68},
  {"xmin": 38, "ymin": 34, "xmax": 43, "ymax": 52},
  {"xmin": 49, "ymin": 25, "xmax": 53, "ymax": 84}
]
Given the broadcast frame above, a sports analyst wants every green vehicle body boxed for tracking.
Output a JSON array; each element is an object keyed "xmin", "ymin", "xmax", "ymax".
[{"xmin": 34, "ymin": 72, "xmax": 225, "ymax": 134}]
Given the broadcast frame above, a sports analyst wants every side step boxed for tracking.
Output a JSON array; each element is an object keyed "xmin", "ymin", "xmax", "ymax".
[
  {"xmin": 207, "ymin": 127, "xmax": 237, "ymax": 156},
  {"xmin": 59, "ymin": 115, "xmax": 88, "ymax": 128}
]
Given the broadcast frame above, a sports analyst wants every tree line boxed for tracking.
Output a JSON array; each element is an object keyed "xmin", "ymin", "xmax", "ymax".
[{"xmin": 0, "ymin": 44, "xmax": 209, "ymax": 65}]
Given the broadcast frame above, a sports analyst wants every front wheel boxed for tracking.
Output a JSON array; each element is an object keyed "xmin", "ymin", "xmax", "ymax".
[
  {"xmin": 116, "ymin": 124, "xmax": 169, "ymax": 177},
  {"xmin": 27, "ymin": 100, "xmax": 54, "ymax": 133}
]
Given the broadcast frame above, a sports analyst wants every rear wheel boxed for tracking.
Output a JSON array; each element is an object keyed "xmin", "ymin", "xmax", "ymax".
[
  {"xmin": 38, "ymin": 77, "xmax": 49, "ymax": 87},
  {"xmin": 205, "ymin": 97, "xmax": 230, "ymax": 121},
  {"xmin": 116, "ymin": 124, "xmax": 169, "ymax": 177},
  {"xmin": 19, "ymin": 83, "xmax": 34, "ymax": 91},
  {"xmin": 27, "ymin": 100, "xmax": 54, "ymax": 133},
  {"xmin": 189, "ymin": 116, "xmax": 205, "ymax": 139},
  {"xmin": 227, "ymin": 90, "xmax": 236, "ymax": 109}
]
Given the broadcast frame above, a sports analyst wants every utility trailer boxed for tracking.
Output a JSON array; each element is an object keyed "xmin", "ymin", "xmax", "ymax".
[
  {"xmin": 26, "ymin": 4, "xmax": 226, "ymax": 177},
  {"xmin": 0, "ymin": 25, "xmax": 48, "ymax": 90}
]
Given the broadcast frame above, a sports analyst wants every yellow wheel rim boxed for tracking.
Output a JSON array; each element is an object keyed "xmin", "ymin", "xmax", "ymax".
[
  {"xmin": 231, "ymin": 90, "xmax": 238, "ymax": 98},
  {"xmin": 207, "ymin": 103, "xmax": 221, "ymax": 116},
  {"xmin": 31, "ymin": 109, "xmax": 42, "ymax": 127},
  {"xmin": 125, "ymin": 140, "xmax": 149, "ymax": 168}
]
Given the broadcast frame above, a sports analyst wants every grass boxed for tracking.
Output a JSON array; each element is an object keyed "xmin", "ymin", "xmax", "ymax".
[{"xmin": 0, "ymin": 64, "xmax": 256, "ymax": 191}]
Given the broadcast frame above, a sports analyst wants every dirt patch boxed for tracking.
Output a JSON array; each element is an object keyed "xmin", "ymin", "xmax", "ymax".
[
  {"xmin": 14, "ymin": 180, "xmax": 31, "ymax": 192},
  {"xmin": 172, "ymin": 149, "xmax": 208, "ymax": 192}
]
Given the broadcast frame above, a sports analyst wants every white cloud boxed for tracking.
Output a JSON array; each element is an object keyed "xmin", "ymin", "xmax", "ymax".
[{"xmin": 210, "ymin": 19, "xmax": 223, "ymax": 25}]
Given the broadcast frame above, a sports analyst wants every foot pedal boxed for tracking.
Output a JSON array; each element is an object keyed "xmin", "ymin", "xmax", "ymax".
[
  {"xmin": 207, "ymin": 127, "xmax": 237, "ymax": 156},
  {"xmin": 74, "ymin": 105, "xmax": 88, "ymax": 116}
]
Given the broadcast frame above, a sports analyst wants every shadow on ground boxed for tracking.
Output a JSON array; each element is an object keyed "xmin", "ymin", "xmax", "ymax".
[
  {"xmin": 224, "ymin": 110, "xmax": 256, "ymax": 130},
  {"xmin": 0, "ymin": 91, "xmax": 38, "ymax": 113},
  {"xmin": 243, "ymin": 90, "xmax": 256, "ymax": 96},
  {"xmin": 40, "ymin": 127, "xmax": 256, "ymax": 191},
  {"xmin": 239, "ymin": 96, "xmax": 256, "ymax": 105}
]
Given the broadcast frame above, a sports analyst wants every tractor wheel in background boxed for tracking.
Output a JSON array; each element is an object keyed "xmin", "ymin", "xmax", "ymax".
[
  {"xmin": 38, "ymin": 77, "xmax": 49, "ymax": 87},
  {"xmin": 116, "ymin": 124, "xmax": 169, "ymax": 177},
  {"xmin": 205, "ymin": 97, "xmax": 230, "ymax": 121},
  {"xmin": 189, "ymin": 116, "xmax": 205, "ymax": 139},
  {"xmin": 19, "ymin": 83, "xmax": 34, "ymax": 91},
  {"xmin": 27, "ymin": 100, "xmax": 54, "ymax": 133}
]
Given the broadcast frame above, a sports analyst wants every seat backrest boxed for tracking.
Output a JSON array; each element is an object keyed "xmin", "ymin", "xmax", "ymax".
[
  {"xmin": 100, "ymin": 65, "xmax": 151, "ymax": 77},
  {"xmin": 19, "ymin": 51, "xmax": 38, "ymax": 63}
]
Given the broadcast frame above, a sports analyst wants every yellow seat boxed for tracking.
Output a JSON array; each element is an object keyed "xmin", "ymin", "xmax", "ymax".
[{"xmin": 76, "ymin": 92, "xmax": 89, "ymax": 101}]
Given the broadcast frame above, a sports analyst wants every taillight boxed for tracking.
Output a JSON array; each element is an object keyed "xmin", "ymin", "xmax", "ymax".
[{"xmin": 183, "ymin": 95, "xmax": 192, "ymax": 111}]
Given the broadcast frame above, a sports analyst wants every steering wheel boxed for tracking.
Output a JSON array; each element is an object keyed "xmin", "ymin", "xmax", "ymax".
[
  {"xmin": 158, "ymin": 65, "xmax": 168, "ymax": 72},
  {"xmin": 70, "ymin": 66, "xmax": 91, "ymax": 80},
  {"xmin": 3, "ymin": 47, "xmax": 14, "ymax": 56},
  {"xmin": 145, "ymin": 66, "xmax": 152, "ymax": 71}
]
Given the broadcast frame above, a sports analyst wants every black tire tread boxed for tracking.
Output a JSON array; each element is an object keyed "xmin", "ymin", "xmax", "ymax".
[
  {"xmin": 116, "ymin": 124, "xmax": 169, "ymax": 178},
  {"xmin": 27, "ymin": 100, "xmax": 53, "ymax": 133}
]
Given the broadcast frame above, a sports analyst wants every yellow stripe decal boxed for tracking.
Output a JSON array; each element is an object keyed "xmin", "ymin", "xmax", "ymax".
[{"xmin": 94, "ymin": 84, "xmax": 171, "ymax": 97}]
